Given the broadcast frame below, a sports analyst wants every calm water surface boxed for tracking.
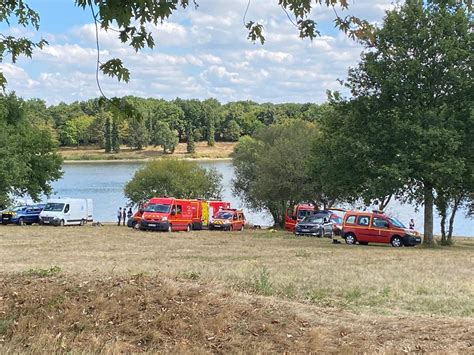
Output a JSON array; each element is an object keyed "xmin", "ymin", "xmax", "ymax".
[{"xmin": 51, "ymin": 161, "xmax": 473, "ymax": 236}]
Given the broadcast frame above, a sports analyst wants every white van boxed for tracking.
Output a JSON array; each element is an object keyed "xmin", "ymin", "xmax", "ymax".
[{"xmin": 39, "ymin": 198, "xmax": 93, "ymax": 226}]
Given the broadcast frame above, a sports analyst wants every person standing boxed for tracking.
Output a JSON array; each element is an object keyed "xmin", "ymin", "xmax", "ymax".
[
  {"xmin": 117, "ymin": 207, "xmax": 122, "ymax": 226},
  {"xmin": 409, "ymin": 218, "xmax": 415, "ymax": 230},
  {"xmin": 127, "ymin": 207, "xmax": 132, "ymax": 219},
  {"xmin": 122, "ymin": 207, "xmax": 127, "ymax": 226}
]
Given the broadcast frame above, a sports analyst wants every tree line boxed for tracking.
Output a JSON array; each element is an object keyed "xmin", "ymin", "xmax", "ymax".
[{"xmin": 22, "ymin": 96, "xmax": 331, "ymax": 154}]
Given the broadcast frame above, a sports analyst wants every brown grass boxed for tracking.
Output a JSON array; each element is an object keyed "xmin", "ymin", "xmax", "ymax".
[
  {"xmin": 60, "ymin": 142, "xmax": 236, "ymax": 161},
  {"xmin": 0, "ymin": 225, "xmax": 473, "ymax": 352}
]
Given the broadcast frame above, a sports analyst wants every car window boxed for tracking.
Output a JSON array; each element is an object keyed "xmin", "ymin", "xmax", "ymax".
[
  {"xmin": 346, "ymin": 215, "xmax": 356, "ymax": 224},
  {"xmin": 357, "ymin": 216, "xmax": 370, "ymax": 226},
  {"xmin": 331, "ymin": 216, "xmax": 343, "ymax": 224},
  {"xmin": 176, "ymin": 205, "xmax": 182, "ymax": 215},
  {"xmin": 64, "ymin": 204, "xmax": 70, "ymax": 213},
  {"xmin": 373, "ymin": 217, "xmax": 389, "ymax": 228}
]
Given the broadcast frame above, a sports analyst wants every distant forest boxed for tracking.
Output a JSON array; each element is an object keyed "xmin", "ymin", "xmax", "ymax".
[{"xmin": 20, "ymin": 96, "xmax": 331, "ymax": 152}]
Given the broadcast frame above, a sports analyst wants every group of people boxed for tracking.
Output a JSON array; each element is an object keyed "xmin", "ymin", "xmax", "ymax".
[{"xmin": 117, "ymin": 207, "xmax": 133, "ymax": 226}]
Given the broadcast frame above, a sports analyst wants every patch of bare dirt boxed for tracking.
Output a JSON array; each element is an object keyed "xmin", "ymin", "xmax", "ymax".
[{"xmin": 0, "ymin": 274, "xmax": 472, "ymax": 353}]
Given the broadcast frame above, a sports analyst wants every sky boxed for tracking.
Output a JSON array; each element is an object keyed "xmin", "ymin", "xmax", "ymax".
[{"xmin": 0, "ymin": 0, "xmax": 396, "ymax": 105}]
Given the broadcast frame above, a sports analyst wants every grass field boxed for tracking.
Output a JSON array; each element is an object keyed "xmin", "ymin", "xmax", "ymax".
[
  {"xmin": 60, "ymin": 142, "xmax": 236, "ymax": 161},
  {"xmin": 0, "ymin": 225, "xmax": 473, "ymax": 352}
]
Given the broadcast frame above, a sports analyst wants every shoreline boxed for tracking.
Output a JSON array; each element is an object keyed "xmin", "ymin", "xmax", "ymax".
[{"xmin": 63, "ymin": 157, "xmax": 233, "ymax": 164}]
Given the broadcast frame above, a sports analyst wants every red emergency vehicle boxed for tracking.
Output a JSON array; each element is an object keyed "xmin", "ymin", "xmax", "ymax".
[
  {"xmin": 209, "ymin": 209, "xmax": 246, "ymax": 231},
  {"xmin": 129, "ymin": 197, "xmax": 231, "ymax": 232},
  {"xmin": 342, "ymin": 211, "xmax": 422, "ymax": 247}
]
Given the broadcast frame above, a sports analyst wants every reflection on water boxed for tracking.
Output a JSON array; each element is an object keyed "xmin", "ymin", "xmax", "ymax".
[{"xmin": 51, "ymin": 161, "xmax": 473, "ymax": 236}]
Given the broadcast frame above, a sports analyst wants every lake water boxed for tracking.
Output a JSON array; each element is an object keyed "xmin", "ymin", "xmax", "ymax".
[{"xmin": 50, "ymin": 161, "xmax": 473, "ymax": 236}]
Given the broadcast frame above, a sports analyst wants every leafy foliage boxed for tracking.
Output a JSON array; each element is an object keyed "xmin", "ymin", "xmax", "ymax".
[
  {"xmin": 233, "ymin": 120, "xmax": 319, "ymax": 227},
  {"xmin": 124, "ymin": 159, "xmax": 222, "ymax": 205},
  {"xmin": 0, "ymin": 93, "xmax": 62, "ymax": 208}
]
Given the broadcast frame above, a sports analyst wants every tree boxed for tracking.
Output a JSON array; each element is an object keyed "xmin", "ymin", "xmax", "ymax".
[
  {"xmin": 1, "ymin": 1, "xmax": 374, "ymax": 90},
  {"xmin": 104, "ymin": 114, "xmax": 112, "ymax": 153},
  {"xmin": 111, "ymin": 118, "xmax": 120, "ymax": 152},
  {"xmin": 339, "ymin": 0, "xmax": 472, "ymax": 245},
  {"xmin": 0, "ymin": 93, "xmax": 62, "ymax": 208},
  {"xmin": 127, "ymin": 116, "xmax": 148, "ymax": 150},
  {"xmin": 124, "ymin": 160, "xmax": 222, "ymax": 205},
  {"xmin": 221, "ymin": 119, "xmax": 242, "ymax": 141},
  {"xmin": 152, "ymin": 121, "xmax": 179, "ymax": 154},
  {"xmin": 233, "ymin": 120, "xmax": 319, "ymax": 227}
]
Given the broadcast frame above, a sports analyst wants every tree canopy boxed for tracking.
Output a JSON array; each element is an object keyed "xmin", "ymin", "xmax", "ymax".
[
  {"xmin": 0, "ymin": 93, "xmax": 63, "ymax": 208},
  {"xmin": 313, "ymin": 0, "xmax": 473, "ymax": 244},
  {"xmin": 124, "ymin": 159, "xmax": 222, "ymax": 205},
  {"xmin": 232, "ymin": 120, "xmax": 320, "ymax": 227}
]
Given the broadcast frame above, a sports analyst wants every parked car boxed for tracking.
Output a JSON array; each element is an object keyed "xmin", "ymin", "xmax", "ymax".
[
  {"xmin": 39, "ymin": 198, "xmax": 93, "ymax": 226},
  {"xmin": 1, "ymin": 204, "xmax": 45, "ymax": 225},
  {"xmin": 294, "ymin": 214, "xmax": 334, "ymax": 237},
  {"xmin": 342, "ymin": 211, "xmax": 422, "ymax": 247},
  {"xmin": 209, "ymin": 209, "xmax": 245, "ymax": 231}
]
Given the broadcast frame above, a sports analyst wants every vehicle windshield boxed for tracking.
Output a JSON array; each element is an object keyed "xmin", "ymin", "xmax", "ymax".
[
  {"xmin": 216, "ymin": 211, "xmax": 233, "ymax": 219},
  {"xmin": 298, "ymin": 210, "xmax": 314, "ymax": 219},
  {"xmin": 331, "ymin": 216, "xmax": 343, "ymax": 224},
  {"xmin": 145, "ymin": 204, "xmax": 171, "ymax": 213},
  {"xmin": 389, "ymin": 217, "xmax": 406, "ymax": 228},
  {"xmin": 302, "ymin": 216, "xmax": 324, "ymax": 224},
  {"xmin": 11, "ymin": 206, "xmax": 26, "ymax": 212},
  {"xmin": 44, "ymin": 203, "xmax": 65, "ymax": 212}
]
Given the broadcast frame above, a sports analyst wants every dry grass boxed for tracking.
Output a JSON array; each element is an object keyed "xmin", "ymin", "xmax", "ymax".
[
  {"xmin": 0, "ymin": 225, "xmax": 473, "ymax": 352},
  {"xmin": 60, "ymin": 142, "xmax": 236, "ymax": 161}
]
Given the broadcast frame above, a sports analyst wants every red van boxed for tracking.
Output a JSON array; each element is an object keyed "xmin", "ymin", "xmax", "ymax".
[
  {"xmin": 209, "ymin": 209, "xmax": 246, "ymax": 231},
  {"xmin": 342, "ymin": 211, "xmax": 422, "ymax": 247}
]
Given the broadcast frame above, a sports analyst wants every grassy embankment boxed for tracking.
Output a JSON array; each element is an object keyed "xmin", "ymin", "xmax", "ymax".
[
  {"xmin": 60, "ymin": 142, "xmax": 236, "ymax": 162},
  {"xmin": 0, "ymin": 226, "xmax": 472, "ymax": 352}
]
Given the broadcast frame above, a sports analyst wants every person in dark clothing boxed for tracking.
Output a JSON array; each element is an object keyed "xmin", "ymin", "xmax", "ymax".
[
  {"xmin": 122, "ymin": 207, "xmax": 127, "ymax": 226},
  {"xmin": 127, "ymin": 208, "xmax": 133, "ymax": 219},
  {"xmin": 117, "ymin": 207, "xmax": 122, "ymax": 226}
]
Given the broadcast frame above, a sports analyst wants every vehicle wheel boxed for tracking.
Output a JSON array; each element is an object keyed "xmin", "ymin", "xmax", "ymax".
[
  {"xmin": 391, "ymin": 236, "xmax": 403, "ymax": 247},
  {"xmin": 186, "ymin": 224, "xmax": 191, "ymax": 232},
  {"xmin": 26, "ymin": 222, "xmax": 32, "ymax": 226},
  {"xmin": 209, "ymin": 225, "xmax": 214, "ymax": 231},
  {"xmin": 167, "ymin": 224, "xmax": 172, "ymax": 233},
  {"xmin": 18, "ymin": 218, "xmax": 24, "ymax": 226},
  {"xmin": 39, "ymin": 219, "xmax": 43, "ymax": 225},
  {"xmin": 80, "ymin": 219, "xmax": 85, "ymax": 226},
  {"xmin": 133, "ymin": 222, "xmax": 141, "ymax": 230},
  {"xmin": 345, "ymin": 233, "xmax": 357, "ymax": 245},
  {"xmin": 60, "ymin": 219, "xmax": 65, "ymax": 227}
]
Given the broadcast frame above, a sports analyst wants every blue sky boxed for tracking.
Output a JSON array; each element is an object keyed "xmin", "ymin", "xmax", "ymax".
[{"xmin": 0, "ymin": 0, "xmax": 395, "ymax": 105}]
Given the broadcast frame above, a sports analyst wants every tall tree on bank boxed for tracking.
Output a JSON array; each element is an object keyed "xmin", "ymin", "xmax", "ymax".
[
  {"xmin": 233, "ymin": 120, "xmax": 319, "ymax": 227},
  {"xmin": 340, "ymin": 0, "xmax": 472, "ymax": 245},
  {"xmin": 111, "ymin": 118, "xmax": 120, "ymax": 152}
]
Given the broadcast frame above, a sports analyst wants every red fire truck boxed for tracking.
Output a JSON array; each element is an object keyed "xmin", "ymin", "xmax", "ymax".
[{"xmin": 128, "ymin": 197, "xmax": 230, "ymax": 232}]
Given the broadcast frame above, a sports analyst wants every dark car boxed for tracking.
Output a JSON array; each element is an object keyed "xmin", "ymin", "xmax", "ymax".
[
  {"xmin": 294, "ymin": 214, "xmax": 334, "ymax": 237},
  {"xmin": 1, "ymin": 204, "xmax": 45, "ymax": 225}
]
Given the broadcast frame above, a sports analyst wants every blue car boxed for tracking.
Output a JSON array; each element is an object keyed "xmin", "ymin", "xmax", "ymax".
[{"xmin": 1, "ymin": 205, "xmax": 45, "ymax": 225}]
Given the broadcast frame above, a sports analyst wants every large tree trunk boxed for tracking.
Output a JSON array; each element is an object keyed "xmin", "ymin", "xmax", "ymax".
[
  {"xmin": 447, "ymin": 194, "xmax": 463, "ymax": 245},
  {"xmin": 439, "ymin": 208, "xmax": 447, "ymax": 245},
  {"xmin": 423, "ymin": 183, "xmax": 434, "ymax": 245}
]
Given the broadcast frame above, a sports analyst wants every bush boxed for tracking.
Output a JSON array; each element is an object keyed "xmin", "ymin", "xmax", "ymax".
[{"xmin": 124, "ymin": 159, "xmax": 222, "ymax": 204}]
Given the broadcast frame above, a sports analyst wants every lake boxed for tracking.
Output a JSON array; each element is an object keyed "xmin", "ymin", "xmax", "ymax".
[{"xmin": 50, "ymin": 161, "xmax": 473, "ymax": 236}]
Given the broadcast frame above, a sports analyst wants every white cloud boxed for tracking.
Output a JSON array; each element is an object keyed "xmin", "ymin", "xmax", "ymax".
[{"xmin": 0, "ymin": 0, "xmax": 395, "ymax": 104}]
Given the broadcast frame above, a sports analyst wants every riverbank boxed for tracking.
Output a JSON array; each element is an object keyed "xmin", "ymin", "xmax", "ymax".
[
  {"xmin": 0, "ymin": 226, "xmax": 472, "ymax": 352},
  {"xmin": 60, "ymin": 142, "xmax": 236, "ymax": 162}
]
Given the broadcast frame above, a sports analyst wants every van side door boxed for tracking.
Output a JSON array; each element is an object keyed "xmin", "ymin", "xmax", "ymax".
[
  {"xmin": 370, "ymin": 217, "xmax": 391, "ymax": 243},
  {"xmin": 355, "ymin": 215, "xmax": 372, "ymax": 242}
]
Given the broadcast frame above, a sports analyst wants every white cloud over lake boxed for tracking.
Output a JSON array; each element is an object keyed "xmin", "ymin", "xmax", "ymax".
[{"xmin": 1, "ymin": 0, "xmax": 394, "ymax": 104}]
